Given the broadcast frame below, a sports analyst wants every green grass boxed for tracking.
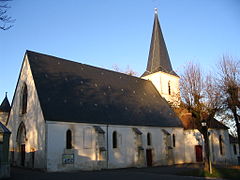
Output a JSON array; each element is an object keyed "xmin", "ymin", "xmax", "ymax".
[{"xmin": 177, "ymin": 167, "xmax": 240, "ymax": 180}]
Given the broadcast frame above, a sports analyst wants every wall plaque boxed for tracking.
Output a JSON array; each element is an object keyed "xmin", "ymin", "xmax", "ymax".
[{"xmin": 62, "ymin": 154, "xmax": 74, "ymax": 164}]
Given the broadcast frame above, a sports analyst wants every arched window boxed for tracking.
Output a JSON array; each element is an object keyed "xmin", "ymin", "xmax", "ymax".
[
  {"xmin": 16, "ymin": 122, "xmax": 26, "ymax": 144},
  {"xmin": 172, "ymin": 134, "xmax": 176, "ymax": 147},
  {"xmin": 219, "ymin": 135, "xmax": 223, "ymax": 155},
  {"xmin": 147, "ymin": 133, "xmax": 151, "ymax": 146},
  {"xmin": 233, "ymin": 144, "xmax": 237, "ymax": 155},
  {"xmin": 168, "ymin": 81, "xmax": 171, "ymax": 95},
  {"xmin": 21, "ymin": 83, "xmax": 28, "ymax": 114},
  {"xmin": 112, "ymin": 131, "xmax": 117, "ymax": 148},
  {"xmin": 66, "ymin": 129, "xmax": 72, "ymax": 149}
]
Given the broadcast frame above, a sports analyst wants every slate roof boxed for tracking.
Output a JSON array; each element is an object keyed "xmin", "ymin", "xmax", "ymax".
[
  {"xmin": 208, "ymin": 119, "xmax": 229, "ymax": 129},
  {"xmin": 26, "ymin": 50, "xmax": 182, "ymax": 127},
  {"xmin": 0, "ymin": 94, "xmax": 11, "ymax": 113},
  {"xmin": 0, "ymin": 121, "xmax": 11, "ymax": 133},
  {"xmin": 142, "ymin": 9, "xmax": 178, "ymax": 77}
]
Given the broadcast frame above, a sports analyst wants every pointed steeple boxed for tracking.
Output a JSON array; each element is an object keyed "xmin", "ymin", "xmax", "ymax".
[
  {"xmin": 142, "ymin": 9, "xmax": 178, "ymax": 77},
  {"xmin": 0, "ymin": 92, "xmax": 11, "ymax": 113}
]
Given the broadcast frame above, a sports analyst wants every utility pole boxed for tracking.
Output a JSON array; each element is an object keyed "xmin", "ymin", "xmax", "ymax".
[{"xmin": 201, "ymin": 120, "xmax": 212, "ymax": 174}]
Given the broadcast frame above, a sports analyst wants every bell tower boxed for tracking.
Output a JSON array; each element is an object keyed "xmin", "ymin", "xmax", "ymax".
[{"xmin": 141, "ymin": 9, "xmax": 180, "ymax": 105}]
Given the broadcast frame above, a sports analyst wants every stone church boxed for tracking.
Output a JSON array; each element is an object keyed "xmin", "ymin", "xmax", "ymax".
[{"xmin": 1, "ymin": 10, "xmax": 239, "ymax": 171}]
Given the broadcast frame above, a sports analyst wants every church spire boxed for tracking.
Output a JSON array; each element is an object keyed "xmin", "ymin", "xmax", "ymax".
[{"xmin": 142, "ymin": 9, "xmax": 178, "ymax": 77}]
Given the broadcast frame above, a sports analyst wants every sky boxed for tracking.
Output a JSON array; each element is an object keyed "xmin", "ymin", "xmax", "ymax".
[{"xmin": 0, "ymin": 0, "xmax": 240, "ymax": 102}]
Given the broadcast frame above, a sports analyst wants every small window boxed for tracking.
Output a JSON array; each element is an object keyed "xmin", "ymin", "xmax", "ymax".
[
  {"xmin": 0, "ymin": 133, "xmax": 3, "ymax": 143},
  {"xmin": 233, "ymin": 144, "xmax": 237, "ymax": 155},
  {"xmin": 168, "ymin": 81, "xmax": 171, "ymax": 95},
  {"xmin": 147, "ymin": 133, "xmax": 151, "ymax": 146},
  {"xmin": 172, "ymin": 134, "xmax": 176, "ymax": 147},
  {"xmin": 219, "ymin": 135, "xmax": 223, "ymax": 155},
  {"xmin": 136, "ymin": 134, "xmax": 142, "ymax": 147},
  {"xmin": 98, "ymin": 133, "xmax": 105, "ymax": 148},
  {"xmin": 112, "ymin": 131, "xmax": 117, "ymax": 148},
  {"xmin": 66, "ymin": 129, "xmax": 72, "ymax": 149},
  {"xmin": 21, "ymin": 83, "xmax": 28, "ymax": 114}
]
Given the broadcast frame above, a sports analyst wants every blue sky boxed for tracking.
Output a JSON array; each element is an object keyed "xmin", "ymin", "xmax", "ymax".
[{"xmin": 0, "ymin": 0, "xmax": 240, "ymax": 102}]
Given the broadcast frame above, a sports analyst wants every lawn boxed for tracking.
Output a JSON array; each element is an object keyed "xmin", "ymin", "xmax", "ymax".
[{"xmin": 177, "ymin": 166, "xmax": 240, "ymax": 180}]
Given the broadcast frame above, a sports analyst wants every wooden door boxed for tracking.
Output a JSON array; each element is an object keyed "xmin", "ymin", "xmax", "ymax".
[
  {"xmin": 31, "ymin": 151, "xmax": 35, "ymax": 168},
  {"xmin": 195, "ymin": 145, "xmax": 203, "ymax": 162},
  {"xmin": 146, "ymin": 149, "xmax": 152, "ymax": 166},
  {"xmin": 21, "ymin": 144, "xmax": 25, "ymax": 166}
]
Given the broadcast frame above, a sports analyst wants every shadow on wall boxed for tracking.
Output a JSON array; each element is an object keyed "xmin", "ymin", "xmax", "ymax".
[
  {"xmin": 11, "ymin": 150, "xmax": 37, "ymax": 168},
  {"xmin": 184, "ymin": 130, "xmax": 204, "ymax": 163}
]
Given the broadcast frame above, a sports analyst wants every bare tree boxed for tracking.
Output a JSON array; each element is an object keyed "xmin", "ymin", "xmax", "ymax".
[
  {"xmin": 0, "ymin": 0, "xmax": 15, "ymax": 30},
  {"xmin": 112, "ymin": 64, "xmax": 138, "ymax": 76},
  {"xmin": 179, "ymin": 62, "xmax": 222, "ymax": 172},
  {"xmin": 217, "ymin": 55, "xmax": 240, "ymax": 154}
]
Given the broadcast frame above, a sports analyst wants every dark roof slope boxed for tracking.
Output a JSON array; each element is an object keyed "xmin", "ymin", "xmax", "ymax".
[
  {"xmin": 208, "ymin": 119, "xmax": 229, "ymax": 130},
  {"xmin": 26, "ymin": 50, "xmax": 182, "ymax": 127},
  {"xmin": 180, "ymin": 112, "xmax": 228, "ymax": 130},
  {"xmin": 0, "ymin": 121, "xmax": 11, "ymax": 133},
  {"xmin": 142, "ymin": 10, "xmax": 178, "ymax": 77},
  {"xmin": 0, "ymin": 94, "xmax": 11, "ymax": 113}
]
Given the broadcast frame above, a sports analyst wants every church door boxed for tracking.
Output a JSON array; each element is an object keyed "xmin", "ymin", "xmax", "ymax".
[
  {"xmin": 195, "ymin": 145, "xmax": 203, "ymax": 162},
  {"xmin": 146, "ymin": 149, "xmax": 152, "ymax": 166},
  {"xmin": 20, "ymin": 144, "xmax": 25, "ymax": 166},
  {"xmin": 16, "ymin": 122, "xmax": 27, "ymax": 167}
]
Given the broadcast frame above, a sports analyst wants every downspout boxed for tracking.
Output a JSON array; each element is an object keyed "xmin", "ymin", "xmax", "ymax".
[
  {"xmin": 45, "ymin": 122, "xmax": 48, "ymax": 171},
  {"xmin": 106, "ymin": 124, "xmax": 109, "ymax": 169}
]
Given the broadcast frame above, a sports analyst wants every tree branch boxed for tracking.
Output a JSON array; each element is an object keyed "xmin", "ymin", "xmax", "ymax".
[{"xmin": 0, "ymin": 0, "xmax": 14, "ymax": 30}]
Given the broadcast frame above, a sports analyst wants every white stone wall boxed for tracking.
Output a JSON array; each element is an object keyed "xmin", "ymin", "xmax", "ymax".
[
  {"xmin": 46, "ymin": 121, "xmax": 104, "ymax": 171},
  {"xmin": 172, "ymin": 128, "xmax": 185, "ymax": 164},
  {"xmin": 229, "ymin": 143, "xmax": 239, "ymax": 165},
  {"xmin": 183, "ymin": 129, "xmax": 233, "ymax": 165},
  {"xmin": 141, "ymin": 71, "xmax": 180, "ymax": 104},
  {"xmin": 107, "ymin": 125, "xmax": 136, "ymax": 169},
  {"xmin": 184, "ymin": 130, "xmax": 204, "ymax": 163},
  {"xmin": 0, "ymin": 112, "xmax": 8, "ymax": 125},
  {"xmin": 46, "ymin": 121, "xmax": 184, "ymax": 172},
  {"xmin": 209, "ymin": 129, "xmax": 232, "ymax": 164},
  {"xmin": 7, "ymin": 56, "xmax": 46, "ymax": 169}
]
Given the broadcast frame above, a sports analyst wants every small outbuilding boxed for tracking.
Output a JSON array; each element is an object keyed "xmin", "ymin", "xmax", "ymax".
[{"xmin": 0, "ymin": 122, "xmax": 11, "ymax": 178}]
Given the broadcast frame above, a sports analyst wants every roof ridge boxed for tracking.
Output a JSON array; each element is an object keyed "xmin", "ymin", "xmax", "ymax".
[{"xmin": 26, "ymin": 50, "xmax": 143, "ymax": 81}]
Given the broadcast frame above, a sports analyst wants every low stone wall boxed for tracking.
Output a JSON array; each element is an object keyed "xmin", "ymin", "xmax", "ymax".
[{"xmin": 0, "ymin": 162, "xmax": 10, "ymax": 178}]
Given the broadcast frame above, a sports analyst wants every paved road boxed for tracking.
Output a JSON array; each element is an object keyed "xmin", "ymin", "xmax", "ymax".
[{"xmin": 8, "ymin": 165, "xmax": 224, "ymax": 180}]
